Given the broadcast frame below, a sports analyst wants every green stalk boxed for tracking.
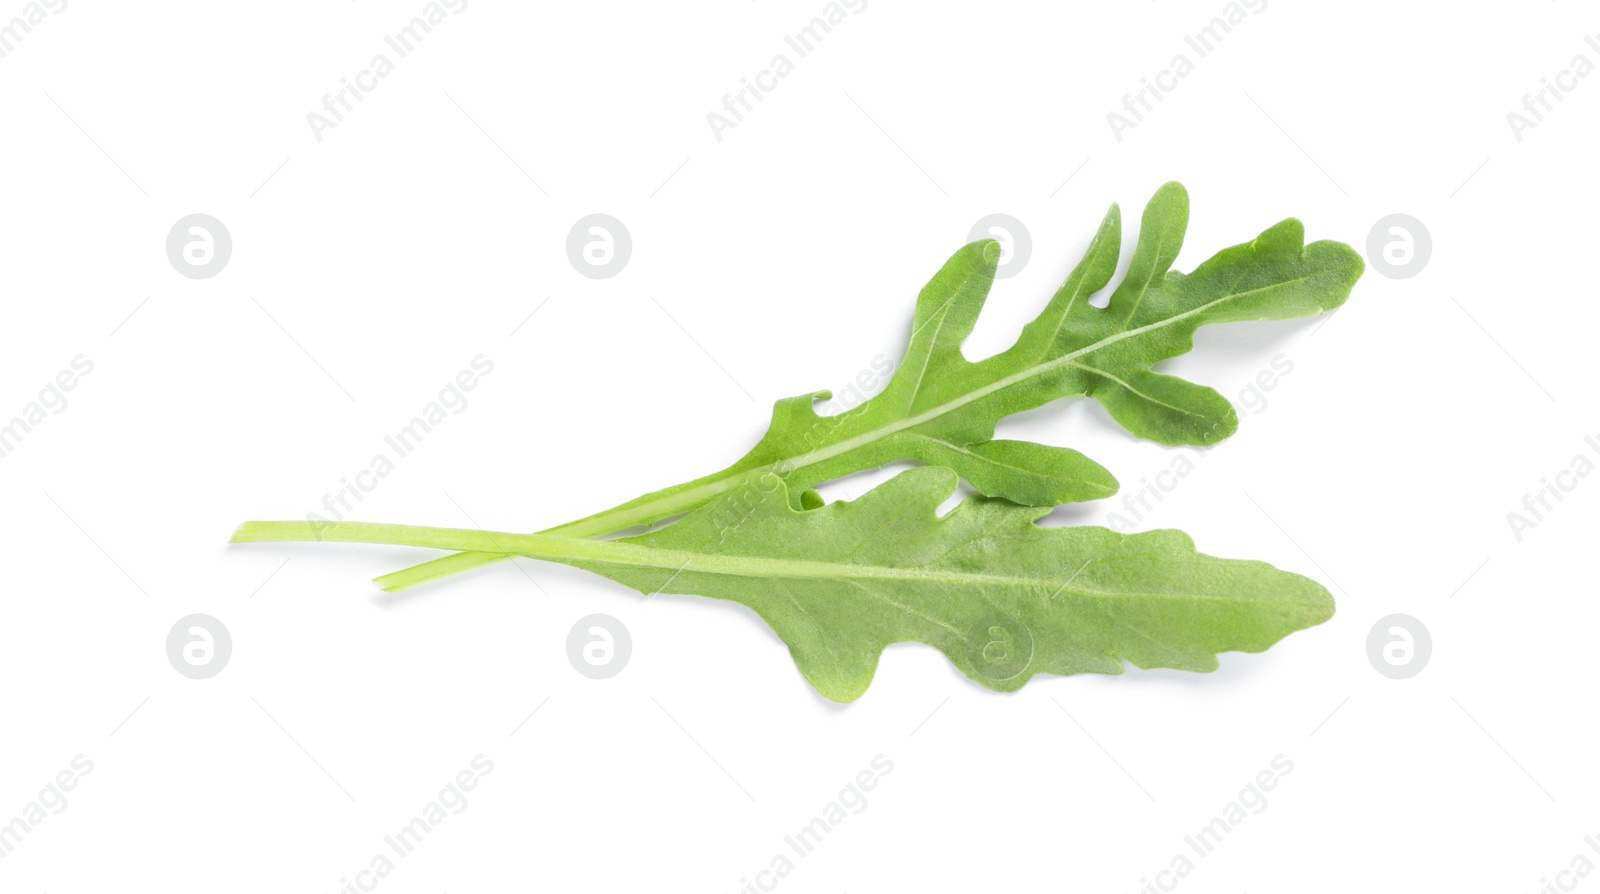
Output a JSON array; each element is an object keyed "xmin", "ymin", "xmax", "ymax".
[
  {"xmin": 370, "ymin": 466, "xmax": 768, "ymax": 591},
  {"xmin": 235, "ymin": 519, "xmax": 653, "ymax": 567},
  {"xmin": 232, "ymin": 518, "xmax": 1047, "ymax": 588}
]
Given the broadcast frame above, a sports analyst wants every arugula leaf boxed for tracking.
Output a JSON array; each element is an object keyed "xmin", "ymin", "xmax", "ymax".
[
  {"xmin": 233, "ymin": 467, "xmax": 1333, "ymax": 702},
  {"xmin": 376, "ymin": 181, "xmax": 1362, "ymax": 591}
]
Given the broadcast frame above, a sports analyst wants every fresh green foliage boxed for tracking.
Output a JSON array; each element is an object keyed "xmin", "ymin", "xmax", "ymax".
[
  {"xmin": 377, "ymin": 181, "xmax": 1362, "ymax": 592},
  {"xmin": 233, "ymin": 467, "xmax": 1334, "ymax": 702},
  {"xmin": 233, "ymin": 181, "xmax": 1363, "ymax": 700}
]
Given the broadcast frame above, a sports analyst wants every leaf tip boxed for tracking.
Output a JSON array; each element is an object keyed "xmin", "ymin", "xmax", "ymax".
[
  {"xmin": 1151, "ymin": 179, "xmax": 1190, "ymax": 208},
  {"xmin": 1201, "ymin": 404, "xmax": 1240, "ymax": 446},
  {"xmin": 1304, "ymin": 579, "xmax": 1337, "ymax": 625},
  {"xmin": 968, "ymin": 237, "xmax": 1003, "ymax": 273},
  {"xmin": 1327, "ymin": 237, "xmax": 1367, "ymax": 282},
  {"xmin": 1302, "ymin": 237, "xmax": 1367, "ymax": 314},
  {"xmin": 1073, "ymin": 456, "xmax": 1121, "ymax": 501}
]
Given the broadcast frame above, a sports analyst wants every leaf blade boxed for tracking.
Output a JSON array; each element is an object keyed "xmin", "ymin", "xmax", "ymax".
[
  {"xmin": 376, "ymin": 183, "xmax": 1363, "ymax": 589},
  {"xmin": 583, "ymin": 468, "xmax": 1332, "ymax": 700},
  {"xmin": 235, "ymin": 469, "xmax": 1334, "ymax": 702}
]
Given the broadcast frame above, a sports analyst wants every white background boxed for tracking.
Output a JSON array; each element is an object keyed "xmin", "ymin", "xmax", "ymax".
[{"xmin": 3, "ymin": 1, "xmax": 1597, "ymax": 891}]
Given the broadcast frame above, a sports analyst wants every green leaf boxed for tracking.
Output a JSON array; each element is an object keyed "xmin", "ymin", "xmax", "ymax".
[
  {"xmin": 233, "ymin": 467, "xmax": 1334, "ymax": 702},
  {"xmin": 376, "ymin": 181, "xmax": 1362, "ymax": 591}
]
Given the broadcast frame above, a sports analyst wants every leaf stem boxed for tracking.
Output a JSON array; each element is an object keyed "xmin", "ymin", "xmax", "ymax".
[
  {"xmin": 232, "ymin": 518, "xmax": 1063, "ymax": 591},
  {"xmin": 370, "ymin": 467, "xmax": 763, "ymax": 590}
]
